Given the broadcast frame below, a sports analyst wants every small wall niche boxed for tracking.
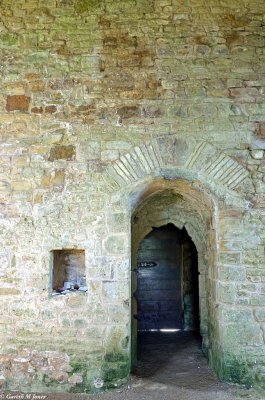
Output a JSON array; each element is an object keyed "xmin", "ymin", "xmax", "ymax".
[{"xmin": 52, "ymin": 249, "xmax": 87, "ymax": 294}]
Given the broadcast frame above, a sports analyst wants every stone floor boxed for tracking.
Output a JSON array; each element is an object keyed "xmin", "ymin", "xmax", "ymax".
[{"xmin": 2, "ymin": 332, "xmax": 264, "ymax": 400}]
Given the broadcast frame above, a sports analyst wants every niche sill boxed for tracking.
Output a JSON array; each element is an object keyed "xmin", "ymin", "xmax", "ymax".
[{"xmin": 52, "ymin": 286, "xmax": 88, "ymax": 296}]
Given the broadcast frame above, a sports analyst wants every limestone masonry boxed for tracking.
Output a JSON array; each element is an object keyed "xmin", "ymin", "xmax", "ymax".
[{"xmin": 0, "ymin": 0, "xmax": 265, "ymax": 393}]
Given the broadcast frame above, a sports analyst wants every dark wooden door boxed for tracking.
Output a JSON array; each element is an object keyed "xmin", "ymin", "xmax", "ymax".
[{"xmin": 136, "ymin": 226, "xmax": 183, "ymax": 331}]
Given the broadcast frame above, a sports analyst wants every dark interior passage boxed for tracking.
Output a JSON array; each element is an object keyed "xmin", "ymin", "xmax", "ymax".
[
  {"xmin": 134, "ymin": 224, "xmax": 201, "ymax": 375},
  {"xmin": 135, "ymin": 224, "xmax": 200, "ymax": 333},
  {"xmin": 136, "ymin": 224, "xmax": 183, "ymax": 331}
]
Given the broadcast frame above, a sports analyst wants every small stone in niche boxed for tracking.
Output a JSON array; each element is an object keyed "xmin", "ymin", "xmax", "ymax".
[{"xmin": 79, "ymin": 286, "xmax": 88, "ymax": 292}]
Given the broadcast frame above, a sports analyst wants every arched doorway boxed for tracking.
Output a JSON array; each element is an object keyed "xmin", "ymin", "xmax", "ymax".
[
  {"xmin": 104, "ymin": 135, "xmax": 255, "ymax": 387},
  {"xmin": 131, "ymin": 185, "xmax": 213, "ymax": 371}
]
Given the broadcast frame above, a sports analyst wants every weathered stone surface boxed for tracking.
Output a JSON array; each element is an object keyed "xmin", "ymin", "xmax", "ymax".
[
  {"xmin": 6, "ymin": 95, "xmax": 30, "ymax": 112},
  {"xmin": 68, "ymin": 373, "xmax": 83, "ymax": 384},
  {"xmin": 223, "ymin": 323, "xmax": 263, "ymax": 348},
  {"xmin": 40, "ymin": 170, "xmax": 65, "ymax": 188},
  {"xmin": 0, "ymin": 0, "xmax": 265, "ymax": 394},
  {"xmin": 0, "ymin": 288, "xmax": 20, "ymax": 296},
  {"xmin": 104, "ymin": 235, "xmax": 128, "ymax": 254},
  {"xmin": 0, "ymin": 375, "xmax": 6, "ymax": 388},
  {"xmin": 48, "ymin": 145, "xmax": 76, "ymax": 161}
]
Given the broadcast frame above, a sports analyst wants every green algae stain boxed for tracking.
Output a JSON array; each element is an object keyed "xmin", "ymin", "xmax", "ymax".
[
  {"xmin": 102, "ymin": 356, "xmax": 130, "ymax": 388},
  {"xmin": 75, "ymin": 0, "xmax": 99, "ymax": 13},
  {"xmin": 0, "ymin": 33, "xmax": 18, "ymax": 46},
  {"xmin": 69, "ymin": 360, "xmax": 92, "ymax": 393},
  {"xmin": 221, "ymin": 355, "xmax": 253, "ymax": 389},
  {"xmin": 69, "ymin": 353, "xmax": 130, "ymax": 393},
  {"xmin": 71, "ymin": 360, "xmax": 87, "ymax": 374},
  {"xmin": 70, "ymin": 381, "xmax": 92, "ymax": 393},
  {"xmin": 104, "ymin": 351, "xmax": 129, "ymax": 363}
]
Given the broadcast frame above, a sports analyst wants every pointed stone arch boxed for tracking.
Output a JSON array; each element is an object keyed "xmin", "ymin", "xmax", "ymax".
[
  {"xmin": 104, "ymin": 138, "xmax": 253, "ymax": 196},
  {"xmin": 130, "ymin": 186, "xmax": 215, "ymax": 368},
  {"xmin": 102, "ymin": 137, "xmax": 258, "ymax": 387}
]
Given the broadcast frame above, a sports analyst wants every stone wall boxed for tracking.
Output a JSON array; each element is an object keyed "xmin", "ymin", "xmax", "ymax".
[
  {"xmin": 182, "ymin": 233, "xmax": 199, "ymax": 332},
  {"xmin": 0, "ymin": 0, "xmax": 265, "ymax": 393}
]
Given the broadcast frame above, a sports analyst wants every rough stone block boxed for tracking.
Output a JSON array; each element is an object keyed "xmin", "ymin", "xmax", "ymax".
[
  {"xmin": 104, "ymin": 235, "xmax": 128, "ymax": 255},
  {"xmin": 219, "ymin": 252, "xmax": 241, "ymax": 265},
  {"xmin": 101, "ymin": 150, "xmax": 119, "ymax": 162},
  {"xmin": 45, "ymin": 105, "xmax": 57, "ymax": 114},
  {"xmin": 117, "ymin": 106, "xmax": 140, "ymax": 119},
  {"xmin": 6, "ymin": 95, "xmax": 30, "ymax": 112},
  {"xmin": 76, "ymin": 141, "xmax": 100, "ymax": 161},
  {"xmin": 218, "ymin": 283, "xmax": 236, "ymax": 304},
  {"xmin": 251, "ymin": 150, "xmax": 264, "ymax": 160},
  {"xmin": 220, "ymin": 266, "xmax": 246, "ymax": 282},
  {"xmin": 48, "ymin": 145, "xmax": 75, "ymax": 161},
  {"xmin": 68, "ymin": 373, "xmax": 83, "ymax": 384}
]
